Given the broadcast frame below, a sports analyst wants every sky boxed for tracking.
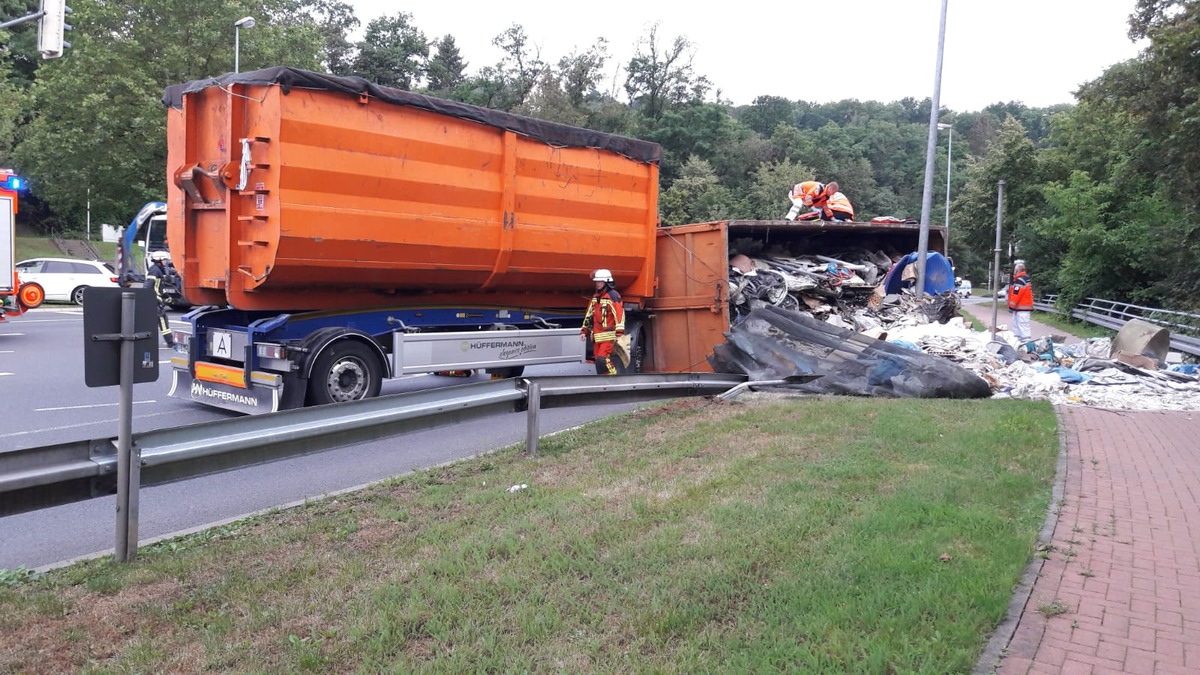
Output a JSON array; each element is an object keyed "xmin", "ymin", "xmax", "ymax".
[{"xmin": 344, "ymin": 0, "xmax": 1146, "ymax": 112}]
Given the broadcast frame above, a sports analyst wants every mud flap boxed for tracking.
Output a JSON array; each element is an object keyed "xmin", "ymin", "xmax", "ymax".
[{"xmin": 170, "ymin": 367, "xmax": 280, "ymax": 414}]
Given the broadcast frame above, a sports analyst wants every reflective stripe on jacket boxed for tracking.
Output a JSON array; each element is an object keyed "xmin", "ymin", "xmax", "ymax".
[
  {"xmin": 584, "ymin": 288, "xmax": 625, "ymax": 343},
  {"xmin": 1007, "ymin": 271, "xmax": 1034, "ymax": 311},
  {"xmin": 824, "ymin": 191, "xmax": 855, "ymax": 219},
  {"xmin": 790, "ymin": 181, "xmax": 828, "ymax": 206}
]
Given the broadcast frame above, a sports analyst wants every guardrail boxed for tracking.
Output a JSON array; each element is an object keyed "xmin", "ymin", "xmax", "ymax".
[
  {"xmin": 1035, "ymin": 295, "xmax": 1200, "ymax": 357},
  {"xmin": 0, "ymin": 373, "xmax": 750, "ymax": 520}
]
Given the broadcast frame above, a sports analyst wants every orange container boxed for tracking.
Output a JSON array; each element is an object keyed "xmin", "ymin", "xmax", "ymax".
[
  {"xmin": 164, "ymin": 68, "xmax": 660, "ymax": 312},
  {"xmin": 647, "ymin": 220, "xmax": 947, "ymax": 373}
]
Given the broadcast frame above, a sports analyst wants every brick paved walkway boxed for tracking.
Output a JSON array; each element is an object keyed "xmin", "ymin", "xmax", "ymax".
[{"xmin": 987, "ymin": 407, "xmax": 1200, "ymax": 674}]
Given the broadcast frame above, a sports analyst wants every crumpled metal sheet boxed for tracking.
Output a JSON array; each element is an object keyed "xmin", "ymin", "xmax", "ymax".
[{"xmin": 710, "ymin": 306, "xmax": 993, "ymax": 399}]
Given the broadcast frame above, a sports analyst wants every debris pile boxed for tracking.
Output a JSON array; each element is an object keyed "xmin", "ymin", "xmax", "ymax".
[
  {"xmin": 873, "ymin": 318, "xmax": 1200, "ymax": 411},
  {"xmin": 711, "ymin": 240, "xmax": 1200, "ymax": 410},
  {"xmin": 727, "ymin": 248, "xmax": 960, "ymax": 330}
]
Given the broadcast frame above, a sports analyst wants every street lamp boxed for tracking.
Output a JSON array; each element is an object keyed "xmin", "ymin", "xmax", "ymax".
[
  {"xmin": 914, "ymin": 0, "xmax": 949, "ymax": 297},
  {"xmin": 234, "ymin": 16, "xmax": 256, "ymax": 73},
  {"xmin": 937, "ymin": 122, "xmax": 953, "ymax": 252}
]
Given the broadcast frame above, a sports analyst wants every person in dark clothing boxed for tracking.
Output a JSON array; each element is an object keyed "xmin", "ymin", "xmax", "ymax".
[{"xmin": 144, "ymin": 252, "xmax": 175, "ymax": 348}]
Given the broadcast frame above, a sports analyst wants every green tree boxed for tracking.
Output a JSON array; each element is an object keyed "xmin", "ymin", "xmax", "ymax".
[
  {"xmin": 658, "ymin": 156, "xmax": 740, "ymax": 226},
  {"xmin": 0, "ymin": 57, "xmax": 24, "ymax": 163},
  {"xmin": 745, "ymin": 158, "xmax": 817, "ymax": 220},
  {"xmin": 351, "ymin": 12, "xmax": 428, "ymax": 90},
  {"xmin": 642, "ymin": 103, "xmax": 743, "ymax": 183},
  {"xmin": 736, "ymin": 96, "xmax": 796, "ymax": 136},
  {"xmin": 425, "ymin": 34, "xmax": 466, "ymax": 96},
  {"xmin": 11, "ymin": 0, "xmax": 334, "ymax": 233},
  {"xmin": 487, "ymin": 24, "xmax": 543, "ymax": 112},
  {"xmin": 518, "ymin": 71, "xmax": 586, "ymax": 126},
  {"xmin": 623, "ymin": 23, "xmax": 710, "ymax": 121},
  {"xmin": 307, "ymin": 0, "xmax": 359, "ymax": 75},
  {"xmin": 515, "ymin": 40, "xmax": 609, "ymax": 125},
  {"xmin": 950, "ymin": 116, "xmax": 1045, "ymax": 285},
  {"xmin": 1032, "ymin": 171, "xmax": 1185, "ymax": 306},
  {"xmin": 1, "ymin": 0, "xmax": 40, "ymax": 89}
]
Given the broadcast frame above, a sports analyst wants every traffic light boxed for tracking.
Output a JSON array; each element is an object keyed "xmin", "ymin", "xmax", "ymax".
[{"xmin": 37, "ymin": 0, "xmax": 72, "ymax": 59}]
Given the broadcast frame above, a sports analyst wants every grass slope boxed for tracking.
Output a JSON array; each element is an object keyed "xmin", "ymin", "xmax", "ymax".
[{"xmin": 0, "ymin": 396, "xmax": 1058, "ymax": 673}]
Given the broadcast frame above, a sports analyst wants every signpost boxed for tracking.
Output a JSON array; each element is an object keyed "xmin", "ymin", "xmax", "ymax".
[{"xmin": 83, "ymin": 286, "xmax": 158, "ymax": 562}]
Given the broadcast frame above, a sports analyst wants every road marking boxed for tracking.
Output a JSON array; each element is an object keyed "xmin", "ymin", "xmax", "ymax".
[
  {"xmin": 35, "ymin": 400, "xmax": 158, "ymax": 412},
  {"xmin": 0, "ymin": 332, "xmax": 24, "ymax": 335},
  {"xmin": 0, "ymin": 409, "xmax": 183, "ymax": 442},
  {"xmin": 0, "ymin": 372, "xmax": 12, "ymax": 377}
]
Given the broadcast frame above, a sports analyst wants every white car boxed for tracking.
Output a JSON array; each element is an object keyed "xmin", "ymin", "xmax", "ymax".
[
  {"xmin": 955, "ymin": 279, "xmax": 973, "ymax": 298},
  {"xmin": 14, "ymin": 257, "xmax": 120, "ymax": 305}
]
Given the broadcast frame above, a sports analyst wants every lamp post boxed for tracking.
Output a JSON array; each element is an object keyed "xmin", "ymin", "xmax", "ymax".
[
  {"xmin": 937, "ymin": 122, "xmax": 953, "ymax": 252},
  {"xmin": 914, "ymin": 0, "xmax": 950, "ymax": 297},
  {"xmin": 234, "ymin": 16, "xmax": 256, "ymax": 73}
]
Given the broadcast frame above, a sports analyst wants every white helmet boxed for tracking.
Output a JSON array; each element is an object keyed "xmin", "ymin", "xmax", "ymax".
[
  {"xmin": 149, "ymin": 251, "xmax": 171, "ymax": 263},
  {"xmin": 592, "ymin": 268, "xmax": 614, "ymax": 283}
]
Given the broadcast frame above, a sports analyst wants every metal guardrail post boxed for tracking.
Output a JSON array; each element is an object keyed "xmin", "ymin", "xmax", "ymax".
[{"xmin": 526, "ymin": 380, "xmax": 541, "ymax": 457}]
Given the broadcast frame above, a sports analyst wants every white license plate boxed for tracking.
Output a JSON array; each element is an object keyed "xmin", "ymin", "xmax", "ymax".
[{"xmin": 208, "ymin": 329, "xmax": 235, "ymax": 359}]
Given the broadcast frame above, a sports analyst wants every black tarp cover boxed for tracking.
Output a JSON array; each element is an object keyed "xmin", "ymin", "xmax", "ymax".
[
  {"xmin": 710, "ymin": 306, "xmax": 993, "ymax": 399},
  {"xmin": 162, "ymin": 67, "xmax": 662, "ymax": 164}
]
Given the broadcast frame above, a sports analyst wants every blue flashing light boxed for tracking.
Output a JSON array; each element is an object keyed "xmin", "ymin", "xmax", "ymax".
[{"xmin": 1, "ymin": 174, "xmax": 22, "ymax": 191}]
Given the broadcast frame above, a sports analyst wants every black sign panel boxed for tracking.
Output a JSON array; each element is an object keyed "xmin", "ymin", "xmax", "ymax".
[{"xmin": 83, "ymin": 287, "xmax": 161, "ymax": 387}]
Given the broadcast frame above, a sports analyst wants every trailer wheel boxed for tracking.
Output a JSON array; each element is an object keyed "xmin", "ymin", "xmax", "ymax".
[
  {"xmin": 487, "ymin": 366, "xmax": 525, "ymax": 379},
  {"xmin": 18, "ymin": 282, "xmax": 45, "ymax": 309},
  {"xmin": 617, "ymin": 322, "xmax": 649, "ymax": 374},
  {"xmin": 306, "ymin": 340, "xmax": 383, "ymax": 406}
]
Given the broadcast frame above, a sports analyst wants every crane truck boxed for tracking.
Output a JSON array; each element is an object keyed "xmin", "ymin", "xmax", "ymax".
[
  {"xmin": 162, "ymin": 68, "xmax": 945, "ymax": 414},
  {"xmin": 117, "ymin": 201, "xmax": 189, "ymax": 308}
]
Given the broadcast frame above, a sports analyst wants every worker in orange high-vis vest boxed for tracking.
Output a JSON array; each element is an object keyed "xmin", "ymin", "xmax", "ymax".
[
  {"xmin": 785, "ymin": 180, "xmax": 855, "ymax": 221},
  {"xmin": 580, "ymin": 268, "xmax": 625, "ymax": 376},
  {"xmin": 1007, "ymin": 260, "xmax": 1034, "ymax": 342}
]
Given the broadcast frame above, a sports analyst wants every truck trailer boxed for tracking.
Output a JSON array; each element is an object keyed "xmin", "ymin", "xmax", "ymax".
[{"xmin": 162, "ymin": 68, "xmax": 944, "ymax": 414}]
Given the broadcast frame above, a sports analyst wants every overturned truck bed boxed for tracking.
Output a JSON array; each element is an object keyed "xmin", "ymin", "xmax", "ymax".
[{"xmin": 647, "ymin": 219, "xmax": 949, "ymax": 373}]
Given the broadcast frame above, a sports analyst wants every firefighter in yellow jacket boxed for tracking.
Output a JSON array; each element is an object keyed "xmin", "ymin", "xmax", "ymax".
[
  {"xmin": 581, "ymin": 269, "xmax": 625, "ymax": 376},
  {"xmin": 144, "ymin": 251, "xmax": 175, "ymax": 348}
]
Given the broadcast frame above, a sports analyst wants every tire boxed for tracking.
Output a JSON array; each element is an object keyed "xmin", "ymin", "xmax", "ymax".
[
  {"xmin": 617, "ymin": 323, "xmax": 648, "ymax": 374},
  {"xmin": 486, "ymin": 366, "xmax": 526, "ymax": 379},
  {"xmin": 18, "ymin": 283, "xmax": 45, "ymax": 309},
  {"xmin": 306, "ymin": 340, "xmax": 383, "ymax": 406},
  {"xmin": 71, "ymin": 286, "xmax": 88, "ymax": 305}
]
